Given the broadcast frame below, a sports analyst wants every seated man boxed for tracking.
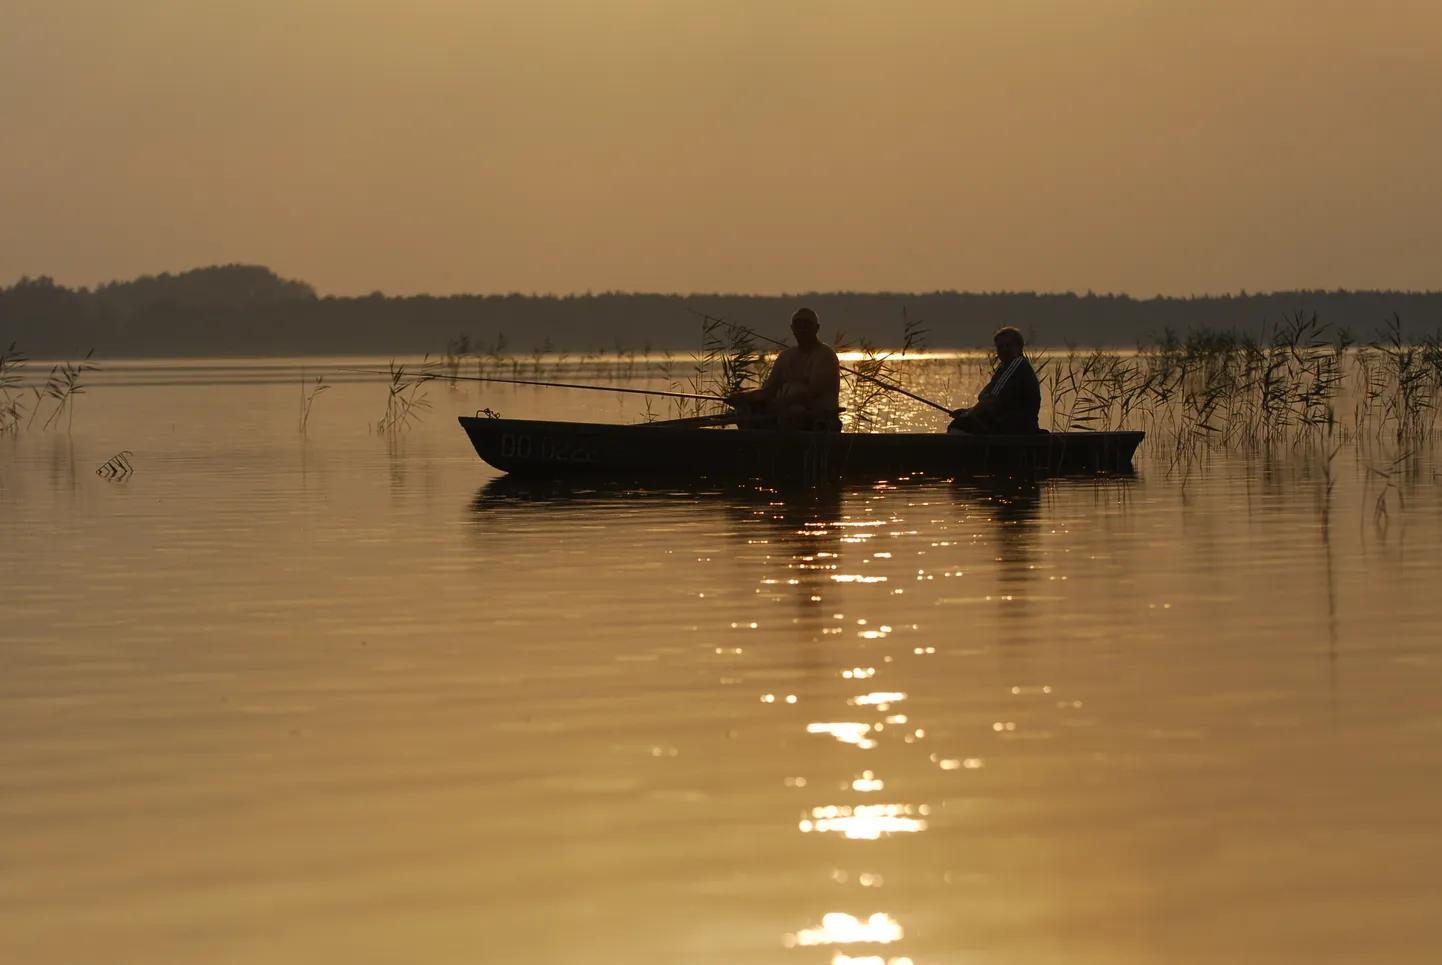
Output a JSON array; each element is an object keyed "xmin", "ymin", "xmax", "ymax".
[
  {"xmin": 726, "ymin": 307, "xmax": 842, "ymax": 430},
  {"xmin": 949, "ymin": 326, "xmax": 1041, "ymax": 434}
]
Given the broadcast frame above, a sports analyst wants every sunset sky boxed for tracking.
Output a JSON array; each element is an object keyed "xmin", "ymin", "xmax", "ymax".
[{"xmin": 3, "ymin": 0, "xmax": 1440, "ymax": 296}]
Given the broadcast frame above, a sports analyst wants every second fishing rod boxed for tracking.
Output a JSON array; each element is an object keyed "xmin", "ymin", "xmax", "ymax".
[{"xmin": 684, "ymin": 309, "xmax": 955, "ymax": 415}]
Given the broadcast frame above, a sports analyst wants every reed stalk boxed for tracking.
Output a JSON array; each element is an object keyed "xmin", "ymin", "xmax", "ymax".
[
  {"xmin": 443, "ymin": 334, "xmax": 471, "ymax": 386},
  {"xmin": 0, "ymin": 342, "xmax": 28, "ymax": 434},
  {"xmin": 377, "ymin": 357, "xmax": 435, "ymax": 432},
  {"xmin": 298, "ymin": 370, "xmax": 329, "ymax": 434},
  {"xmin": 36, "ymin": 349, "xmax": 99, "ymax": 432}
]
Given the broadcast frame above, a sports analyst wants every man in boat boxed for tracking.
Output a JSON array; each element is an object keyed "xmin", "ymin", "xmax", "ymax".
[
  {"xmin": 948, "ymin": 326, "xmax": 1042, "ymax": 434},
  {"xmin": 725, "ymin": 307, "xmax": 842, "ymax": 430}
]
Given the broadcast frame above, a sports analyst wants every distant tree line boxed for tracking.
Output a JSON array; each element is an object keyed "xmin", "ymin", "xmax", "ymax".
[{"xmin": 3, "ymin": 264, "xmax": 1440, "ymax": 358}]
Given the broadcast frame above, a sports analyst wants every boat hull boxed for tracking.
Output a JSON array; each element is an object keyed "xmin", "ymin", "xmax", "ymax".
[{"xmin": 458, "ymin": 417, "xmax": 1144, "ymax": 479}]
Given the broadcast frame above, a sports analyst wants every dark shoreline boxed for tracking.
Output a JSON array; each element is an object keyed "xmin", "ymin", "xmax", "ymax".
[{"xmin": 6, "ymin": 266, "xmax": 1441, "ymax": 359}]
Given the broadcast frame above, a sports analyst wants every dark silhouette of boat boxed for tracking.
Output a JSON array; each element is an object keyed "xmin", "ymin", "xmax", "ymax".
[{"xmin": 458, "ymin": 416, "xmax": 1143, "ymax": 478}]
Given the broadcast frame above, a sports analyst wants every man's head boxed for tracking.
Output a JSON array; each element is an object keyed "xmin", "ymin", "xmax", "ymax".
[
  {"xmin": 791, "ymin": 307, "xmax": 821, "ymax": 348},
  {"xmin": 993, "ymin": 326, "xmax": 1024, "ymax": 363}
]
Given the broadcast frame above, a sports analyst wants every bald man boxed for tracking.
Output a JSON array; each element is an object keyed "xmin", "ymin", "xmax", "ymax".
[{"xmin": 726, "ymin": 307, "xmax": 842, "ymax": 431}]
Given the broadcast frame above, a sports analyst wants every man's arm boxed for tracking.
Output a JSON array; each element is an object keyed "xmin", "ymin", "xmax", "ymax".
[
  {"xmin": 953, "ymin": 388, "xmax": 1000, "ymax": 418},
  {"xmin": 955, "ymin": 360, "xmax": 1022, "ymax": 416},
  {"xmin": 726, "ymin": 351, "xmax": 786, "ymax": 405},
  {"xmin": 818, "ymin": 356, "xmax": 841, "ymax": 402}
]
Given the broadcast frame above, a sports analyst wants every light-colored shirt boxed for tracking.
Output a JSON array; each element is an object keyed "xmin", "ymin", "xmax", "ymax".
[{"xmin": 761, "ymin": 343, "xmax": 841, "ymax": 413}]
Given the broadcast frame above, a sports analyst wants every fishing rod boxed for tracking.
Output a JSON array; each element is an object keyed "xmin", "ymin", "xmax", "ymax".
[
  {"xmin": 683, "ymin": 309, "xmax": 956, "ymax": 414},
  {"xmin": 341, "ymin": 368, "xmax": 724, "ymax": 403}
]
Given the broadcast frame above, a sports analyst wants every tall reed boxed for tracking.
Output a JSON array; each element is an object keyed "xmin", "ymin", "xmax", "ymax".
[
  {"xmin": 377, "ymin": 358, "xmax": 435, "ymax": 432},
  {"xmin": 675, "ymin": 313, "xmax": 764, "ymax": 419},
  {"xmin": 27, "ymin": 349, "xmax": 100, "ymax": 432},
  {"xmin": 0, "ymin": 342, "xmax": 27, "ymax": 434},
  {"xmin": 298, "ymin": 369, "xmax": 329, "ymax": 434}
]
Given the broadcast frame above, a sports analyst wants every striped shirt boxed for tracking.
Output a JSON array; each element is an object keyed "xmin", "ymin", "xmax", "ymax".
[{"xmin": 979, "ymin": 355, "xmax": 1041, "ymax": 432}]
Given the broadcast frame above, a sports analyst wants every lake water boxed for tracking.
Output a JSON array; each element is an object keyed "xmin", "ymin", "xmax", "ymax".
[{"xmin": 3, "ymin": 360, "xmax": 1441, "ymax": 964}]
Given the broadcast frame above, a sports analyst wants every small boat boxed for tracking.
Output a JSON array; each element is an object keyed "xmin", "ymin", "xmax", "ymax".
[{"xmin": 458, "ymin": 416, "xmax": 1144, "ymax": 479}]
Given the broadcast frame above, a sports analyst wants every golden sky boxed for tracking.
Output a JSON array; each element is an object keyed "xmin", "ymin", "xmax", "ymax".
[{"xmin": 2, "ymin": 0, "xmax": 1439, "ymax": 296}]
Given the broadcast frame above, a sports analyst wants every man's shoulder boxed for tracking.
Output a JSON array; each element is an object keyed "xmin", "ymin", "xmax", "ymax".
[
  {"xmin": 990, "ymin": 355, "xmax": 1037, "ymax": 392},
  {"xmin": 1013, "ymin": 356, "xmax": 1041, "ymax": 396}
]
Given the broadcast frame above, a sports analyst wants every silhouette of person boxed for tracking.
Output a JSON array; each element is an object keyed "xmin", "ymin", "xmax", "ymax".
[
  {"xmin": 949, "ymin": 327, "xmax": 1041, "ymax": 435},
  {"xmin": 727, "ymin": 308, "xmax": 842, "ymax": 431}
]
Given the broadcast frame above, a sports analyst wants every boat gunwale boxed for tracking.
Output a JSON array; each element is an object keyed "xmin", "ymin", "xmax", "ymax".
[{"xmin": 457, "ymin": 415, "xmax": 1145, "ymax": 446}]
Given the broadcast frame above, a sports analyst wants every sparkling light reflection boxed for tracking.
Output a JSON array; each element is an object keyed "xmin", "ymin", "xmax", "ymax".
[
  {"xmin": 799, "ymin": 804, "xmax": 928, "ymax": 839},
  {"xmin": 808, "ymin": 722, "xmax": 876, "ymax": 748},
  {"xmin": 852, "ymin": 770, "xmax": 884, "ymax": 791},
  {"xmin": 849, "ymin": 692, "xmax": 907, "ymax": 706},
  {"xmin": 787, "ymin": 913, "xmax": 904, "ymax": 947}
]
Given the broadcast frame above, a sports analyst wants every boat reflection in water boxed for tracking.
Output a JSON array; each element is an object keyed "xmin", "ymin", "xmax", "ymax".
[{"xmin": 467, "ymin": 471, "xmax": 1128, "ymax": 962}]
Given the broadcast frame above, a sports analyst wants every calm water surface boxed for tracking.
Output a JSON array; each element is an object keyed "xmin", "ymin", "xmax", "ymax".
[{"xmin": 3, "ymin": 362, "xmax": 1442, "ymax": 964}]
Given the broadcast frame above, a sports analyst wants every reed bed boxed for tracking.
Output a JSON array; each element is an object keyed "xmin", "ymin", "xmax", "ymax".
[
  {"xmin": 839, "ymin": 308, "xmax": 930, "ymax": 430},
  {"xmin": 7, "ymin": 310, "xmax": 1432, "ymax": 453},
  {"xmin": 0, "ymin": 342, "xmax": 25, "ymax": 433},
  {"xmin": 0, "ymin": 344, "xmax": 100, "ymax": 434},
  {"xmin": 640, "ymin": 315, "xmax": 760, "ymax": 421},
  {"xmin": 994, "ymin": 314, "xmax": 1442, "ymax": 473},
  {"xmin": 437, "ymin": 311, "xmax": 929, "ymax": 423},
  {"xmin": 434, "ymin": 312, "xmax": 1442, "ymax": 457}
]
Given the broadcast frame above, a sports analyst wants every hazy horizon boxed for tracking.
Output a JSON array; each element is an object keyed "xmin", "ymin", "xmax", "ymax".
[
  {"xmin": 12, "ymin": 265, "xmax": 1442, "ymax": 301},
  {"xmin": 4, "ymin": 1, "xmax": 1440, "ymax": 297}
]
